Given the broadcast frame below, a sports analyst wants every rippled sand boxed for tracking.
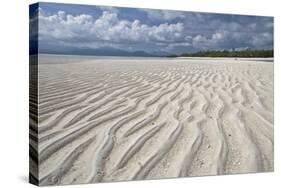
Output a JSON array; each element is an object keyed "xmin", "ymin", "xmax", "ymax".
[{"xmin": 29, "ymin": 55, "xmax": 274, "ymax": 186}]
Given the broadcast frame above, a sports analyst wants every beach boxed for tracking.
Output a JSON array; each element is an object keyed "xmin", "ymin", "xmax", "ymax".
[{"xmin": 31, "ymin": 55, "xmax": 273, "ymax": 185}]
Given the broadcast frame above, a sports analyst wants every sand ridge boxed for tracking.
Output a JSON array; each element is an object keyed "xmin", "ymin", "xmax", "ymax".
[{"xmin": 30, "ymin": 56, "xmax": 273, "ymax": 185}]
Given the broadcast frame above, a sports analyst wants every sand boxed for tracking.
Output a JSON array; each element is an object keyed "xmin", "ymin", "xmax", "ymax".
[{"xmin": 31, "ymin": 55, "xmax": 273, "ymax": 186}]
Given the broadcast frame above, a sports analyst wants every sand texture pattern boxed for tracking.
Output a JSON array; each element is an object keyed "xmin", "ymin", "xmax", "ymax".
[{"xmin": 31, "ymin": 55, "xmax": 273, "ymax": 186}]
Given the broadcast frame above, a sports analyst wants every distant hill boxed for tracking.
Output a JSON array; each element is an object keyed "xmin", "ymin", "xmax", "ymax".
[{"xmin": 169, "ymin": 49, "xmax": 273, "ymax": 58}]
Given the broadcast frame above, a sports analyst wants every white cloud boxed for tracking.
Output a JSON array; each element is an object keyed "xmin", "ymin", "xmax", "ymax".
[
  {"xmin": 33, "ymin": 7, "xmax": 273, "ymax": 54},
  {"xmin": 143, "ymin": 9, "xmax": 186, "ymax": 21},
  {"xmin": 192, "ymin": 35, "xmax": 210, "ymax": 49},
  {"xmin": 251, "ymin": 32, "xmax": 273, "ymax": 46},
  {"xmin": 212, "ymin": 32, "xmax": 224, "ymax": 41},
  {"xmin": 37, "ymin": 9, "xmax": 186, "ymax": 47},
  {"xmin": 192, "ymin": 31, "xmax": 227, "ymax": 49},
  {"xmin": 98, "ymin": 6, "xmax": 120, "ymax": 14},
  {"xmin": 164, "ymin": 42, "xmax": 191, "ymax": 51}
]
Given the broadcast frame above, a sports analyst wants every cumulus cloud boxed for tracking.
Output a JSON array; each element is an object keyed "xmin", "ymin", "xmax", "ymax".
[
  {"xmin": 32, "ymin": 5, "xmax": 273, "ymax": 55},
  {"xmin": 192, "ymin": 31, "xmax": 227, "ymax": 49},
  {"xmin": 142, "ymin": 9, "xmax": 186, "ymax": 21},
  {"xmin": 37, "ymin": 9, "xmax": 186, "ymax": 50},
  {"xmin": 98, "ymin": 6, "xmax": 120, "ymax": 14},
  {"xmin": 251, "ymin": 32, "xmax": 273, "ymax": 47}
]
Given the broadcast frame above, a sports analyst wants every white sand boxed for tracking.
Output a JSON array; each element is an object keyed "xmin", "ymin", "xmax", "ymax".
[{"xmin": 34, "ymin": 55, "xmax": 273, "ymax": 185}]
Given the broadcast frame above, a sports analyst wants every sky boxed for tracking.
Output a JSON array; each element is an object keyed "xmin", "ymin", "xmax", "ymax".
[{"xmin": 30, "ymin": 2, "xmax": 274, "ymax": 56}]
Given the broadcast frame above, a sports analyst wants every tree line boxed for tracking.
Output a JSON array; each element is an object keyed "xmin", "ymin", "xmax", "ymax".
[{"xmin": 169, "ymin": 49, "xmax": 273, "ymax": 58}]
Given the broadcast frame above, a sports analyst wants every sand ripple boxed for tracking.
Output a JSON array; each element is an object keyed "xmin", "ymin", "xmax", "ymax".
[{"xmin": 30, "ymin": 56, "xmax": 273, "ymax": 186}]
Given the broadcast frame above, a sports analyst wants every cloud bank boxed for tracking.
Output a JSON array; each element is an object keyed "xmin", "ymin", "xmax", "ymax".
[{"xmin": 31, "ymin": 3, "xmax": 274, "ymax": 55}]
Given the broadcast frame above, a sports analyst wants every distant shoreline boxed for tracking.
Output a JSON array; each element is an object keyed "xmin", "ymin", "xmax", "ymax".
[
  {"xmin": 31, "ymin": 54, "xmax": 274, "ymax": 63},
  {"xmin": 168, "ymin": 49, "xmax": 273, "ymax": 58},
  {"xmin": 30, "ymin": 49, "xmax": 274, "ymax": 59},
  {"xmin": 175, "ymin": 56, "xmax": 274, "ymax": 60}
]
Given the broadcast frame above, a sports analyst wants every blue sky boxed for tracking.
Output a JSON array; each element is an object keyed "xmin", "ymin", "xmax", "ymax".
[{"xmin": 30, "ymin": 2, "xmax": 274, "ymax": 56}]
